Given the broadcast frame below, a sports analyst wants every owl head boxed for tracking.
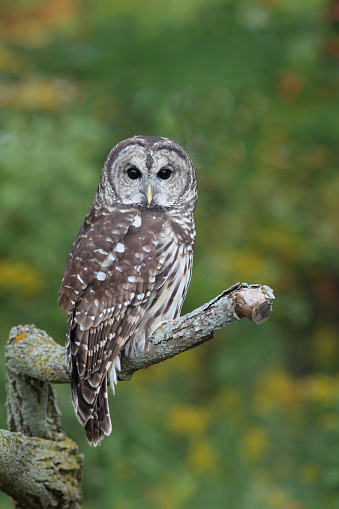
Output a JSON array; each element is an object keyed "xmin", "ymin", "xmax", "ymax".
[{"xmin": 95, "ymin": 136, "xmax": 197, "ymax": 211}]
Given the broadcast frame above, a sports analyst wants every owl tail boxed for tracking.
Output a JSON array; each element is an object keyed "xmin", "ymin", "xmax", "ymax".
[
  {"xmin": 71, "ymin": 364, "xmax": 112, "ymax": 447},
  {"xmin": 84, "ymin": 376, "xmax": 111, "ymax": 447}
]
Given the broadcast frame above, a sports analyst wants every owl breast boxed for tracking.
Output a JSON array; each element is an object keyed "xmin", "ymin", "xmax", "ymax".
[{"xmin": 124, "ymin": 210, "xmax": 195, "ymax": 356}]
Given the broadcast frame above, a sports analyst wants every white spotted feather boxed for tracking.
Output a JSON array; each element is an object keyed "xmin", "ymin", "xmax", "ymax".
[{"xmin": 59, "ymin": 136, "xmax": 197, "ymax": 446}]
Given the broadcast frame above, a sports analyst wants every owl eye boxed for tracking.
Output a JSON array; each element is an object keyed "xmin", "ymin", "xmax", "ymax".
[
  {"xmin": 126, "ymin": 167, "xmax": 142, "ymax": 180},
  {"xmin": 157, "ymin": 168, "xmax": 172, "ymax": 180}
]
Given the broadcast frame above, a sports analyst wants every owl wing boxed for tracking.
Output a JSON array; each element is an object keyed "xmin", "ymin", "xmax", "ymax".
[{"xmin": 58, "ymin": 206, "xmax": 172, "ymax": 444}]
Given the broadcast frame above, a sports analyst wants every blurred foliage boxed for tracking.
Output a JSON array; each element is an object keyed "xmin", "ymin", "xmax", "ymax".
[{"xmin": 1, "ymin": 0, "xmax": 339, "ymax": 507}]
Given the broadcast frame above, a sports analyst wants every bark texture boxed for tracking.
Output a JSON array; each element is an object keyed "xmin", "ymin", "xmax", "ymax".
[
  {"xmin": 0, "ymin": 430, "xmax": 82, "ymax": 509},
  {"xmin": 4, "ymin": 329, "xmax": 83, "ymax": 508},
  {"xmin": 1, "ymin": 282, "xmax": 274, "ymax": 508}
]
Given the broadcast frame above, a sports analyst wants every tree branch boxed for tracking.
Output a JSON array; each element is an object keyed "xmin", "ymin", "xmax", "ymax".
[
  {"xmin": 2, "ymin": 282, "xmax": 274, "ymax": 508},
  {"xmin": 6, "ymin": 283, "xmax": 274, "ymax": 383},
  {"xmin": 4, "ymin": 329, "xmax": 84, "ymax": 508},
  {"xmin": 0, "ymin": 430, "xmax": 82, "ymax": 509},
  {"xmin": 120, "ymin": 282, "xmax": 274, "ymax": 379}
]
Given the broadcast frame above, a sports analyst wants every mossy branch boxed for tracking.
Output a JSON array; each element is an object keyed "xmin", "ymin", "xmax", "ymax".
[
  {"xmin": 1, "ymin": 282, "xmax": 274, "ymax": 508},
  {"xmin": 0, "ymin": 430, "xmax": 82, "ymax": 509}
]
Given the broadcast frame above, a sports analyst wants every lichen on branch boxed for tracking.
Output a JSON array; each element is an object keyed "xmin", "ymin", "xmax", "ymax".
[
  {"xmin": 2, "ymin": 281, "xmax": 274, "ymax": 509},
  {"xmin": 6, "ymin": 282, "xmax": 274, "ymax": 383}
]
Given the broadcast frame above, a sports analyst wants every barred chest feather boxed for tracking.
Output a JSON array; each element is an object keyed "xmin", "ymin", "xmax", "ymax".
[{"xmin": 124, "ymin": 208, "xmax": 195, "ymax": 356}]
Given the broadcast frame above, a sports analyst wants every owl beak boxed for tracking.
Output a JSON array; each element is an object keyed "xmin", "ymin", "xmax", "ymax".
[{"xmin": 146, "ymin": 185, "xmax": 153, "ymax": 205}]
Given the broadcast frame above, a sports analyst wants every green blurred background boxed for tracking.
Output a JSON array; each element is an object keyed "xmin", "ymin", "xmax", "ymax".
[{"xmin": 1, "ymin": 0, "xmax": 339, "ymax": 507}]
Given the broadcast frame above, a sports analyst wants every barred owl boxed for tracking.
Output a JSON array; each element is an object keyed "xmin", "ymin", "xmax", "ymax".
[{"xmin": 58, "ymin": 136, "xmax": 197, "ymax": 446}]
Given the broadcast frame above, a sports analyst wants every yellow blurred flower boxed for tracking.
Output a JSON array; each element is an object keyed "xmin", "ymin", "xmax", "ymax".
[
  {"xmin": 167, "ymin": 404, "xmax": 210, "ymax": 436},
  {"xmin": 254, "ymin": 370, "xmax": 301, "ymax": 414},
  {"xmin": 231, "ymin": 249, "xmax": 263, "ymax": 280},
  {"xmin": 305, "ymin": 374, "xmax": 339, "ymax": 406},
  {"xmin": 240, "ymin": 426, "xmax": 270, "ymax": 462},
  {"xmin": 0, "ymin": 259, "xmax": 43, "ymax": 298},
  {"xmin": 255, "ymin": 369, "xmax": 339, "ymax": 416},
  {"xmin": 187, "ymin": 438, "xmax": 219, "ymax": 474},
  {"xmin": 0, "ymin": 79, "xmax": 77, "ymax": 112}
]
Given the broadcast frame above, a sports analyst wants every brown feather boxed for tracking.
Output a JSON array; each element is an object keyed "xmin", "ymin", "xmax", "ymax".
[{"xmin": 59, "ymin": 137, "xmax": 197, "ymax": 446}]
